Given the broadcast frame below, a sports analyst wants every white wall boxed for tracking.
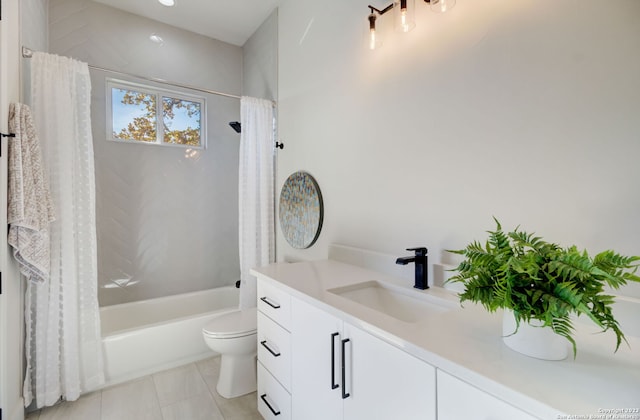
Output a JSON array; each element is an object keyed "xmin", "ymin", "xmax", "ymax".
[
  {"xmin": 276, "ymin": 0, "xmax": 640, "ymax": 298},
  {"xmin": 1, "ymin": 1, "xmax": 26, "ymax": 418},
  {"xmin": 20, "ymin": 0, "xmax": 48, "ymax": 105},
  {"xmin": 49, "ymin": 0, "xmax": 243, "ymax": 305},
  {"xmin": 243, "ymin": 9, "xmax": 278, "ymax": 101},
  {"xmin": 14, "ymin": 0, "xmax": 49, "ymax": 415}
]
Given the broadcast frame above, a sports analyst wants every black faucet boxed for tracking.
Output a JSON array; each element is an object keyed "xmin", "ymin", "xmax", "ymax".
[{"xmin": 396, "ymin": 247, "xmax": 429, "ymax": 290}]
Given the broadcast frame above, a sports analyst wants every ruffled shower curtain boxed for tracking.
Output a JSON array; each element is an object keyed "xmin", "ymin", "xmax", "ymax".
[
  {"xmin": 24, "ymin": 52, "xmax": 104, "ymax": 407},
  {"xmin": 238, "ymin": 97, "xmax": 275, "ymax": 310}
]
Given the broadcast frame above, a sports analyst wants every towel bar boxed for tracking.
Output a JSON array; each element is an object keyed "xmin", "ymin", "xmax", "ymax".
[{"xmin": 0, "ymin": 132, "xmax": 15, "ymax": 157}]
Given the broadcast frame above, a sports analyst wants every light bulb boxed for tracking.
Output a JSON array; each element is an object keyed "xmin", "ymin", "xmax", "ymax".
[
  {"xmin": 368, "ymin": 13, "xmax": 381, "ymax": 50},
  {"xmin": 394, "ymin": 0, "xmax": 415, "ymax": 33},
  {"xmin": 401, "ymin": 10, "xmax": 408, "ymax": 31},
  {"xmin": 158, "ymin": 0, "xmax": 175, "ymax": 6}
]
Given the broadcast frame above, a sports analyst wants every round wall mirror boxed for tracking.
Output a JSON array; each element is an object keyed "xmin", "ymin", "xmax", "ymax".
[{"xmin": 279, "ymin": 171, "xmax": 323, "ymax": 249}]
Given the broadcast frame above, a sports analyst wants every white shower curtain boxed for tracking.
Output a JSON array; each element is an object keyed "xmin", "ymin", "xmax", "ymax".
[
  {"xmin": 24, "ymin": 52, "xmax": 104, "ymax": 407},
  {"xmin": 238, "ymin": 97, "xmax": 275, "ymax": 310}
]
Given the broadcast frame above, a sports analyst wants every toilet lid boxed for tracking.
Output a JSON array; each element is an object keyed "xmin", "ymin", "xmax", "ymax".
[{"xmin": 203, "ymin": 307, "xmax": 257, "ymax": 338}]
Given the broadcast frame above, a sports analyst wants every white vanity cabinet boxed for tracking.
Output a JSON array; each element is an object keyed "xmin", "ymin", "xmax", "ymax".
[
  {"xmin": 437, "ymin": 370, "xmax": 538, "ymax": 420},
  {"xmin": 291, "ymin": 296, "xmax": 437, "ymax": 420},
  {"xmin": 253, "ymin": 259, "xmax": 640, "ymax": 420},
  {"xmin": 256, "ymin": 280, "xmax": 292, "ymax": 420}
]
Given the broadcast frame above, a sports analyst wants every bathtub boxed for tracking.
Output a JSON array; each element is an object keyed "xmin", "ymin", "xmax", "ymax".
[{"xmin": 100, "ymin": 286, "xmax": 239, "ymax": 386}]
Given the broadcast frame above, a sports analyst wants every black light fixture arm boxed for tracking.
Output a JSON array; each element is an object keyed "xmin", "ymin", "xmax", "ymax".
[
  {"xmin": 368, "ymin": 4, "xmax": 393, "ymax": 16},
  {"xmin": 369, "ymin": 0, "xmax": 439, "ymax": 15}
]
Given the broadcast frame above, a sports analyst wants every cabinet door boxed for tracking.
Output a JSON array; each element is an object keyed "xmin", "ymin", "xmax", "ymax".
[
  {"xmin": 343, "ymin": 323, "xmax": 436, "ymax": 420},
  {"xmin": 291, "ymin": 297, "xmax": 344, "ymax": 420},
  {"xmin": 437, "ymin": 370, "xmax": 538, "ymax": 420}
]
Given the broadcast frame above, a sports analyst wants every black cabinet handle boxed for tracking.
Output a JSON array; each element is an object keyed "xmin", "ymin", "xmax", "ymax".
[
  {"xmin": 331, "ymin": 332, "xmax": 339, "ymax": 390},
  {"xmin": 260, "ymin": 296, "xmax": 281, "ymax": 309},
  {"xmin": 260, "ymin": 393, "xmax": 281, "ymax": 416},
  {"xmin": 341, "ymin": 338, "xmax": 351, "ymax": 399},
  {"xmin": 260, "ymin": 340, "xmax": 281, "ymax": 357}
]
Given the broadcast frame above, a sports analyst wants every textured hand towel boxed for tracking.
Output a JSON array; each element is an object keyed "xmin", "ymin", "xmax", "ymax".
[{"xmin": 7, "ymin": 103, "xmax": 55, "ymax": 283}]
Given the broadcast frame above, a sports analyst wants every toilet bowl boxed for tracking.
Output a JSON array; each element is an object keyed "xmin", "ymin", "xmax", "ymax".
[{"xmin": 202, "ymin": 307, "xmax": 257, "ymax": 398}]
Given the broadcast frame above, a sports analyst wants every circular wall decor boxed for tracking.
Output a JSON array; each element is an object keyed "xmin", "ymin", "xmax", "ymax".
[{"xmin": 279, "ymin": 171, "xmax": 324, "ymax": 249}]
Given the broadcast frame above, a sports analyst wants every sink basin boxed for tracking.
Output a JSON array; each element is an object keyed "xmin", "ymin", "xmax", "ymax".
[{"xmin": 328, "ymin": 280, "xmax": 456, "ymax": 323}]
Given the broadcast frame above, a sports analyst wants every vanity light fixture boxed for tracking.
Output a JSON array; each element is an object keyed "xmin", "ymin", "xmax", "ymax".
[
  {"xmin": 367, "ymin": 4, "xmax": 393, "ymax": 50},
  {"xmin": 158, "ymin": 0, "xmax": 175, "ymax": 6},
  {"xmin": 366, "ymin": 0, "xmax": 455, "ymax": 50}
]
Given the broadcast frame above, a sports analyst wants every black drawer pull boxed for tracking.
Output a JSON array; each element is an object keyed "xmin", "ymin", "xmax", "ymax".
[
  {"xmin": 341, "ymin": 338, "xmax": 351, "ymax": 399},
  {"xmin": 260, "ymin": 393, "xmax": 281, "ymax": 416},
  {"xmin": 331, "ymin": 332, "xmax": 339, "ymax": 390},
  {"xmin": 260, "ymin": 296, "xmax": 281, "ymax": 309},
  {"xmin": 260, "ymin": 340, "xmax": 281, "ymax": 357}
]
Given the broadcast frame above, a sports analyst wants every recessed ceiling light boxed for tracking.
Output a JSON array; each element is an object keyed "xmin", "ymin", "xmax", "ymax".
[
  {"xmin": 149, "ymin": 33, "xmax": 164, "ymax": 45},
  {"xmin": 158, "ymin": 0, "xmax": 175, "ymax": 6}
]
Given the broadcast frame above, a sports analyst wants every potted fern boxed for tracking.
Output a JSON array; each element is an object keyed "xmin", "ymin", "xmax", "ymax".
[{"xmin": 448, "ymin": 218, "xmax": 640, "ymax": 359}]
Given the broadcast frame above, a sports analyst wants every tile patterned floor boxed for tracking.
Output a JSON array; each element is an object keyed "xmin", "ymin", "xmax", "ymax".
[{"xmin": 25, "ymin": 357, "xmax": 263, "ymax": 420}]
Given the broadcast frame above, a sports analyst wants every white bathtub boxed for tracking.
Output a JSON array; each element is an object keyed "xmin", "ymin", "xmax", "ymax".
[{"xmin": 100, "ymin": 286, "xmax": 239, "ymax": 386}]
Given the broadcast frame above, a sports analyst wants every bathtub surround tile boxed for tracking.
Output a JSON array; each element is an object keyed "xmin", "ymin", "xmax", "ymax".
[
  {"xmin": 101, "ymin": 377, "xmax": 163, "ymax": 420},
  {"xmin": 152, "ymin": 363, "xmax": 210, "ymax": 407},
  {"xmin": 161, "ymin": 393, "xmax": 224, "ymax": 420},
  {"xmin": 38, "ymin": 392, "xmax": 102, "ymax": 420}
]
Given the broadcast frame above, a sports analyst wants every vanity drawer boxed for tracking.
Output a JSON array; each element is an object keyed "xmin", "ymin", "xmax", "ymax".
[
  {"xmin": 258, "ymin": 362, "xmax": 291, "ymax": 420},
  {"xmin": 257, "ymin": 279, "xmax": 291, "ymax": 330},
  {"xmin": 258, "ymin": 311, "xmax": 291, "ymax": 390}
]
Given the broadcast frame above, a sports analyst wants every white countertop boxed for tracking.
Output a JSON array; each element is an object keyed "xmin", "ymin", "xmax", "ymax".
[{"xmin": 251, "ymin": 259, "xmax": 640, "ymax": 420}]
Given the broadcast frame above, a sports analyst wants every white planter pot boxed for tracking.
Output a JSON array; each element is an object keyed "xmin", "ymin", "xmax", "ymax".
[{"xmin": 502, "ymin": 310, "xmax": 568, "ymax": 361}]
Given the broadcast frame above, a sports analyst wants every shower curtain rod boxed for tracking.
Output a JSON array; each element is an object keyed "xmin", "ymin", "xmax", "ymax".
[{"xmin": 22, "ymin": 46, "xmax": 276, "ymax": 104}]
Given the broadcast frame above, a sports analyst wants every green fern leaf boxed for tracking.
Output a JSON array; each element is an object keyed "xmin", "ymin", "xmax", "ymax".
[{"xmin": 447, "ymin": 218, "xmax": 640, "ymax": 356}]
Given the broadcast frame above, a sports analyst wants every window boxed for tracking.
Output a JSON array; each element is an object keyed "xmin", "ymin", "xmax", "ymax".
[{"xmin": 107, "ymin": 78, "xmax": 206, "ymax": 149}]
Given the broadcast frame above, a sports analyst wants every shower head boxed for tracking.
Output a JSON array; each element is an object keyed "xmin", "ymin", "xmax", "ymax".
[{"xmin": 229, "ymin": 121, "xmax": 241, "ymax": 133}]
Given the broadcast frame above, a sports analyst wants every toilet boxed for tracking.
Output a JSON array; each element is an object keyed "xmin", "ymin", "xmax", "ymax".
[{"xmin": 202, "ymin": 307, "xmax": 258, "ymax": 398}]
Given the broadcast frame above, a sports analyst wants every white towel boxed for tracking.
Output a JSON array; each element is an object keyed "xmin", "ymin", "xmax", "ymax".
[{"xmin": 7, "ymin": 103, "xmax": 55, "ymax": 283}]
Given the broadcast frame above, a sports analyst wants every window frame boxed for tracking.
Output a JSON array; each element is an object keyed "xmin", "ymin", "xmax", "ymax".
[{"xmin": 106, "ymin": 78, "xmax": 207, "ymax": 150}]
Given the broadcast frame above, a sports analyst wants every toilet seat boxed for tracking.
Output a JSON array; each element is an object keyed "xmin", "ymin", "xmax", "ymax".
[{"xmin": 203, "ymin": 307, "xmax": 257, "ymax": 339}]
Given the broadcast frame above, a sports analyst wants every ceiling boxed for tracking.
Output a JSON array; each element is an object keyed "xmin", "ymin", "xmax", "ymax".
[{"xmin": 93, "ymin": 0, "xmax": 282, "ymax": 46}]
